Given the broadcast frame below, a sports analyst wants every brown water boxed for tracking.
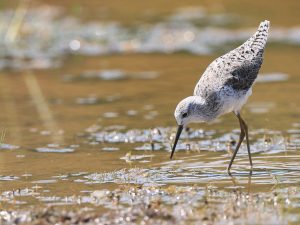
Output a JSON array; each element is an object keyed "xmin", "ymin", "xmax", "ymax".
[{"xmin": 0, "ymin": 0, "xmax": 300, "ymax": 224}]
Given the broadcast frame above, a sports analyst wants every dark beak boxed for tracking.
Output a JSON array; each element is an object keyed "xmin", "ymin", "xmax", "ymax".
[{"xmin": 170, "ymin": 125, "xmax": 183, "ymax": 159}]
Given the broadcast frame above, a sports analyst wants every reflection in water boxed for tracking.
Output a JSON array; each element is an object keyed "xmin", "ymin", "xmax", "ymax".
[
  {"xmin": 86, "ymin": 126, "xmax": 296, "ymax": 155},
  {"xmin": 256, "ymin": 73, "xmax": 289, "ymax": 83},
  {"xmin": 35, "ymin": 146, "xmax": 74, "ymax": 153},
  {"xmin": 24, "ymin": 72, "xmax": 64, "ymax": 144},
  {"xmin": 63, "ymin": 70, "xmax": 160, "ymax": 81},
  {"xmin": 0, "ymin": 167, "xmax": 297, "ymax": 224},
  {"xmin": 228, "ymin": 170, "xmax": 252, "ymax": 193}
]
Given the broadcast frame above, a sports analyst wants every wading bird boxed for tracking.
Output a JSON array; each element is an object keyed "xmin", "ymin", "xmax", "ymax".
[{"xmin": 170, "ymin": 20, "xmax": 270, "ymax": 172}]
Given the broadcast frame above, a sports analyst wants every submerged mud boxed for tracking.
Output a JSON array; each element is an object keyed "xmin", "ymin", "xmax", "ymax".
[{"xmin": 1, "ymin": 184, "xmax": 297, "ymax": 225}]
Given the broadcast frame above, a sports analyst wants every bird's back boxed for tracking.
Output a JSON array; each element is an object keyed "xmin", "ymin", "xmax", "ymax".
[{"xmin": 194, "ymin": 20, "xmax": 270, "ymax": 97}]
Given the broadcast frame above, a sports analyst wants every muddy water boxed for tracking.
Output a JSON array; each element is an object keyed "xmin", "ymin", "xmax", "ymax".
[{"xmin": 0, "ymin": 1, "xmax": 300, "ymax": 224}]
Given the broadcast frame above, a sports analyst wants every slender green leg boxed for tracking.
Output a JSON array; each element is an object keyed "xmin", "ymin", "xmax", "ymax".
[
  {"xmin": 239, "ymin": 116, "xmax": 253, "ymax": 169},
  {"xmin": 227, "ymin": 113, "xmax": 245, "ymax": 172}
]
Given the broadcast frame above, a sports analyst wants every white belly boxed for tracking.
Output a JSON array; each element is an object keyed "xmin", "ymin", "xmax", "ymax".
[{"xmin": 219, "ymin": 88, "xmax": 252, "ymax": 115}]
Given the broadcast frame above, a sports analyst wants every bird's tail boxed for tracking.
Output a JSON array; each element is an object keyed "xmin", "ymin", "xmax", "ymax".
[
  {"xmin": 247, "ymin": 20, "xmax": 270, "ymax": 51},
  {"xmin": 241, "ymin": 20, "xmax": 270, "ymax": 53}
]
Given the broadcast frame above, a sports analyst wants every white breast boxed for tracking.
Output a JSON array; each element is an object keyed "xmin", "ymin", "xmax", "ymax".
[{"xmin": 219, "ymin": 87, "xmax": 252, "ymax": 115}]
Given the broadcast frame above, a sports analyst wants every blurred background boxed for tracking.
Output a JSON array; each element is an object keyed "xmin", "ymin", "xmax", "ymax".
[
  {"xmin": 0, "ymin": 0, "xmax": 299, "ymax": 145},
  {"xmin": 0, "ymin": 0, "xmax": 300, "ymax": 222}
]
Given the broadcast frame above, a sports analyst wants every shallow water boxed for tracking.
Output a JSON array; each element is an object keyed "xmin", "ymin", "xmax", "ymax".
[{"xmin": 0, "ymin": 1, "xmax": 300, "ymax": 224}]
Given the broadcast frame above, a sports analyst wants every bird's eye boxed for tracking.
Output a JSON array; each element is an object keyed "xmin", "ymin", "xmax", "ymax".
[{"xmin": 182, "ymin": 112, "xmax": 188, "ymax": 118}]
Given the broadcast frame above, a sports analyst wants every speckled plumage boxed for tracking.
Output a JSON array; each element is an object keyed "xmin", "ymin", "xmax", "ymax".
[
  {"xmin": 192, "ymin": 20, "xmax": 270, "ymax": 121},
  {"xmin": 171, "ymin": 21, "xmax": 270, "ymax": 170}
]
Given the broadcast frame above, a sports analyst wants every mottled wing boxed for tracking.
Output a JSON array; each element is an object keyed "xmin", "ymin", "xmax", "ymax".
[
  {"xmin": 224, "ymin": 20, "xmax": 270, "ymax": 91},
  {"xmin": 194, "ymin": 52, "xmax": 263, "ymax": 97},
  {"xmin": 223, "ymin": 53, "xmax": 263, "ymax": 91},
  {"xmin": 194, "ymin": 20, "xmax": 270, "ymax": 96}
]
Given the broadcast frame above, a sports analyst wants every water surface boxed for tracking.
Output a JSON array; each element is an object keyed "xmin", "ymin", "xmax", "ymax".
[{"xmin": 0, "ymin": 1, "xmax": 300, "ymax": 224}]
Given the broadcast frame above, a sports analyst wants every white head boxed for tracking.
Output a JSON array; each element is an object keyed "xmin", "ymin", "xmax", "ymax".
[
  {"xmin": 170, "ymin": 95, "xmax": 207, "ymax": 159},
  {"xmin": 174, "ymin": 96, "xmax": 206, "ymax": 126}
]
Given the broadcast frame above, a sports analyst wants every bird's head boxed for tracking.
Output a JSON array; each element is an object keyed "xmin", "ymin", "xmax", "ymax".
[
  {"xmin": 174, "ymin": 97, "xmax": 193, "ymax": 126},
  {"xmin": 171, "ymin": 96, "xmax": 206, "ymax": 159},
  {"xmin": 174, "ymin": 96, "xmax": 205, "ymax": 126}
]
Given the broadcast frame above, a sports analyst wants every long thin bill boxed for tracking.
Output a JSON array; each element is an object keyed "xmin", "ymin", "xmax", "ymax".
[{"xmin": 170, "ymin": 125, "xmax": 183, "ymax": 159}]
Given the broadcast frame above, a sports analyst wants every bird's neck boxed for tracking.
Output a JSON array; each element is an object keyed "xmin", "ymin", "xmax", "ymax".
[
  {"xmin": 191, "ymin": 95, "xmax": 206, "ymax": 105},
  {"xmin": 189, "ymin": 95, "xmax": 218, "ymax": 122}
]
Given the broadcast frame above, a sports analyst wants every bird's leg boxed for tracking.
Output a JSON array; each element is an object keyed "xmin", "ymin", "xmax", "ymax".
[
  {"xmin": 239, "ymin": 115, "xmax": 253, "ymax": 169},
  {"xmin": 227, "ymin": 113, "xmax": 245, "ymax": 172}
]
